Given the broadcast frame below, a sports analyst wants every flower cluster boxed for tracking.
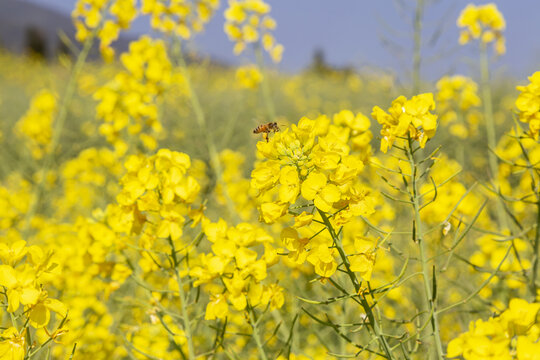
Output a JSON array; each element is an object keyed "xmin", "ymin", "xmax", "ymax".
[
  {"xmin": 457, "ymin": 3, "xmax": 506, "ymax": 55},
  {"xmin": 15, "ymin": 90, "xmax": 57, "ymax": 159},
  {"xmin": 0, "ymin": 241, "xmax": 68, "ymax": 359},
  {"xmin": 371, "ymin": 93, "xmax": 438, "ymax": 153},
  {"xmin": 436, "ymin": 75, "xmax": 482, "ymax": 139},
  {"xmin": 224, "ymin": 0, "xmax": 284, "ymax": 62},
  {"xmin": 54, "ymin": 147, "xmax": 123, "ymax": 219},
  {"xmin": 106, "ymin": 148, "xmax": 202, "ymax": 239},
  {"xmin": 281, "ymin": 224, "xmax": 379, "ymax": 280},
  {"xmin": 447, "ymin": 298, "xmax": 540, "ymax": 359},
  {"xmin": 0, "ymin": 174, "xmax": 31, "ymax": 232},
  {"xmin": 190, "ymin": 219, "xmax": 283, "ymax": 320},
  {"xmin": 251, "ymin": 115, "xmax": 374, "ymax": 225},
  {"xmin": 236, "ymin": 64, "xmax": 263, "ymax": 89},
  {"xmin": 515, "ymin": 71, "xmax": 540, "ymax": 140},
  {"xmin": 333, "ymin": 109, "xmax": 373, "ymax": 162},
  {"xmin": 141, "ymin": 0, "xmax": 220, "ymax": 39},
  {"xmin": 250, "ymin": 114, "xmax": 377, "ymax": 279},
  {"xmin": 94, "ymin": 36, "xmax": 183, "ymax": 155},
  {"xmin": 73, "ymin": 0, "xmax": 138, "ymax": 61}
]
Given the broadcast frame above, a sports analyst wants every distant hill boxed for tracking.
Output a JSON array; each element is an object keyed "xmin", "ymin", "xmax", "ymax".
[{"xmin": 0, "ymin": 0, "xmax": 131, "ymax": 59}]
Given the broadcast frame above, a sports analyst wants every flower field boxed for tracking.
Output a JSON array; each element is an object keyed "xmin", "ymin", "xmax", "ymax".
[{"xmin": 0, "ymin": 1, "xmax": 539, "ymax": 359}]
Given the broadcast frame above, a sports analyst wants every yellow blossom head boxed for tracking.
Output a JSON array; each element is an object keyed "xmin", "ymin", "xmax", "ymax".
[{"xmin": 457, "ymin": 3, "xmax": 506, "ymax": 55}]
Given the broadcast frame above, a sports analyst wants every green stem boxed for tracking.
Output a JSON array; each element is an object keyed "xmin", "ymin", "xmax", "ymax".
[
  {"xmin": 412, "ymin": 0, "xmax": 424, "ymax": 94},
  {"xmin": 248, "ymin": 308, "xmax": 269, "ymax": 360},
  {"xmin": 168, "ymin": 237, "xmax": 196, "ymax": 360},
  {"xmin": 254, "ymin": 45, "xmax": 276, "ymax": 121},
  {"xmin": 479, "ymin": 41, "xmax": 506, "ymax": 228},
  {"xmin": 318, "ymin": 209, "xmax": 394, "ymax": 359},
  {"xmin": 406, "ymin": 138, "xmax": 444, "ymax": 360},
  {"xmin": 22, "ymin": 30, "xmax": 96, "ymax": 234}
]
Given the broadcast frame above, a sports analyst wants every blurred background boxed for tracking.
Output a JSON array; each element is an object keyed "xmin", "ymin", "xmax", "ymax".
[{"xmin": 2, "ymin": 0, "xmax": 540, "ymax": 81}]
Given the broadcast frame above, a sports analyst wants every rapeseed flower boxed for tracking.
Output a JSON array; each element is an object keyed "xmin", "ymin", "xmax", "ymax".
[
  {"xmin": 15, "ymin": 90, "xmax": 57, "ymax": 159},
  {"xmin": 457, "ymin": 3, "xmax": 506, "ymax": 55},
  {"xmin": 516, "ymin": 71, "xmax": 540, "ymax": 140},
  {"xmin": 236, "ymin": 65, "xmax": 263, "ymax": 89},
  {"xmin": 190, "ymin": 219, "xmax": 283, "ymax": 320},
  {"xmin": 142, "ymin": 0, "xmax": 220, "ymax": 38},
  {"xmin": 371, "ymin": 93, "xmax": 438, "ymax": 153},
  {"xmin": 447, "ymin": 298, "xmax": 540, "ymax": 360},
  {"xmin": 95, "ymin": 36, "xmax": 183, "ymax": 154},
  {"xmin": 0, "ymin": 327, "xmax": 25, "ymax": 360},
  {"xmin": 224, "ymin": 0, "xmax": 284, "ymax": 62},
  {"xmin": 73, "ymin": 0, "xmax": 138, "ymax": 61},
  {"xmin": 436, "ymin": 75, "xmax": 482, "ymax": 138}
]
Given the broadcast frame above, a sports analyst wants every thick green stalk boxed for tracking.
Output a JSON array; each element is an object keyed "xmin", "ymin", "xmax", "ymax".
[
  {"xmin": 412, "ymin": 0, "xmax": 424, "ymax": 94},
  {"xmin": 22, "ymin": 29, "xmax": 96, "ymax": 234},
  {"xmin": 168, "ymin": 237, "xmax": 196, "ymax": 360},
  {"xmin": 479, "ymin": 41, "xmax": 507, "ymax": 228},
  {"xmin": 318, "ymin": 209, "xmax": 394, "ymax": 359},
  {"xmin": 406, "ymin": 140, "xmax": 444, "ymax": 360}
]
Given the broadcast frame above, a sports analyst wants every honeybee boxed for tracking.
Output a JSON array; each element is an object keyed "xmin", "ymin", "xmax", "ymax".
[{"xmin": 253, "ymin": 122, "xmax": 280, "ymax": 142}]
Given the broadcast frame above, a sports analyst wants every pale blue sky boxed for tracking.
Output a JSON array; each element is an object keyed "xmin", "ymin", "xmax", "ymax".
[{"xmin": 25, "ymin": 0, "xmax": 540, "ymax": 81}]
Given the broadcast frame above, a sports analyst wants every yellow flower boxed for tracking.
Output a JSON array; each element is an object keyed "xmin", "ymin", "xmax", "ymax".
[
  {"xmin": 205, "ymin": 293, "xmax": 229, "ymax": 320},
  {"xmin": 516, "ymin": 71, "xmax": 540, "ymax": 140},
  {"xmin": 28, "ymin": 294, "xmax": 68, "ymax": 328},
  {"xmin": 236, "ymin": 64, "xmax": 263, "ymax": 89},
  {"xmin": 0, "ymin": 327, "xmax": 25, "ymax": 360},
  {"xmin": 259, "ymin": 202, "xmax": 288, "ymax": 224},
  {"xmin": 73, "ymin": 0, "xmax": 137, "ymax": 60},
  {"xmin": 436, "ymin": 75, "xmax": 482, "ymax": 139},
  {"xmin": 372, "ymin": 93, "xmax": 437, "ymax": 152},
  {"xmin": 457, "ymin": 3, "xmax": 506, "ymax": 55},
  {"xmin": 250, "ymin": 160, "xmax": 281, "ymax": 193},
  {"xmin": 0, "ymin": 265, "xmax": 40, "ymax": 313},
  {"xmin": 516, "ymin": 336, "xmax": 540, "ymax": 360},
  {"xmin": 347, "ymin": 236, "xmax": 377, "ymax": 281},
  {"xmin": 0, "ymin": 241, "xmax": 27, "ymax": 267},
  {"xmin": 300, "ymin": 171, "xmax": 326, "ymax": 201},
  {"xmin": 280, "ymin": 227, "xmax": 308, "ymax": 264},
  {"xmin": 142, "ymin": 0, "xmax": 219, "ymax": 38},
  {"xmin": 224, "ymin": 0, "xmax": 283, "ymax": 62},
  {"xmin": 293, "ymin": 211, "xmax": 313, "ymax": 228},
  {"xmin": 448, "ymin": 299, "xmax": 540, "ymax": 360},
  {"xmin": 95, "ymin": 36, "xmax": 178, "ymax": 153},
  {"xmin": 15, "ymin": 90, "xmax": 57, "ymax": 159},
  {"xmin": 307, "ymin": 244, "xmax": 337, "ymax": 278}
]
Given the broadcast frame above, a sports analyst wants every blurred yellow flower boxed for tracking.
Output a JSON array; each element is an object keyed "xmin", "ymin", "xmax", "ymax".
[
  {"xmin": 236, "ymin": 64, "xmax": 263, "ymax": 89},
  {"xmin": 457, "ymin": 3, "xmax": 506, "ymax": 55},
  {"xmin": 224, "ymin": 0, "xmax": 284, "ymax": 62},
  {"xmin": 15, "ymin": 90, "xmax": 57, "ymax": 159},
  {"xmin": 516, "ymin": 71, "xmax": 540, "ymax": 140}
]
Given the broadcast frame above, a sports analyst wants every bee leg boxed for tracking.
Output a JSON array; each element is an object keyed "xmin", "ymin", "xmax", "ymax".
[{"xmin": 264, "ymin": 133, "xmax": 269, "ymax": 142}]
